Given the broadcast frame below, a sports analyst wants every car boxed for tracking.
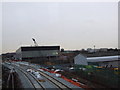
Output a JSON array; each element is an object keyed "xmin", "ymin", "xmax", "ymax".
[
  {"xmin": 55, "ymin": 73, "xmax": 61, "ymax": 78},
  {"xmin": 37, "ymin": 69, "xmax": 44, "ymax": 72},
  {"xmin": 72, "ymin": 78, "xmax": 78, "ymax": 82},
  {"xmin": 36, "ymin": 74, "xmax": 45, "ymax": 82},
  {"xmin": 33, "ymin": 71, "xmax": 40, "ymax": 76},
  {"xmin": 27, "ymin": 69, "xmax": 33, "ymax": 72},
  {"xmin": 51, "ymin": 69, "xmax": 55, "ymax": 71},
  {"xmin": 69, "ymin": 67, "xmax": 74, "ymax": 70},
  {"xmin": 54, "ymin": 69, "xmax": 63, "ymax": 73},
  {"xmin": 31, "ymin": 70, "xmax": 35, "ymax": 74},
  {"xmin": 37, "ymin": 74, "xmax": 45, "ymax": 82}
]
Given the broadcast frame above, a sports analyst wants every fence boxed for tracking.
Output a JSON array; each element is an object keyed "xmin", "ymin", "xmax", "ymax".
[{"xmin": 73, "ymin": 65, "xmax": 119, "ymax": 88}]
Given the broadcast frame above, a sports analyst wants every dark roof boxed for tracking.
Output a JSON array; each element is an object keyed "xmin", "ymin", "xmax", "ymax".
[{"xmin": 21, "ymin": 46, "xmax": 60, "ymax": 51}]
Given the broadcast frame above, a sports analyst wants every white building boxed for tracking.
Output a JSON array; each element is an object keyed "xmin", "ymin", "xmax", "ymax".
[
  {"xmin": 87, "ymin": 56, "xmax": 120, "ymax": 68},
  {"xmin": 74, "ymin": 54, "xmax": 88, "ymax": 65},
  {"xmin": 74, "ymin": 54, "xmax": 120, "ymax": 68}
]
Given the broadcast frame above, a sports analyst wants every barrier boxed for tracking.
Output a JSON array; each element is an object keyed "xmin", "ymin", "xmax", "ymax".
[
  {"xmin": 41, "ymin": 68, "xmax": 89, "ymax": 88},
  {"xmin": 42, "ymin": 68, "xmax": 56, "ymax": 73},
  {"xmin": 61, "ymin": 75, "xmax": 88, "ymax": 88}
]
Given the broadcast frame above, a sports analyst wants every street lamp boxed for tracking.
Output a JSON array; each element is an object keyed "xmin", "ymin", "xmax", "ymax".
[{"xmin": 94, "ymin": 45, "xmax": 95, "ymax": 53}]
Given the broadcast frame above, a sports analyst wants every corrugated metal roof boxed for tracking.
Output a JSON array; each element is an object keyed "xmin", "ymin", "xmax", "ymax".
[{"xmin": 87, "ymin": 55, "xmax": 120, "ymax": 62}]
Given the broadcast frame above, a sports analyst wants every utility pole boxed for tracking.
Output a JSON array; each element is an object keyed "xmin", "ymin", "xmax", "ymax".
[{"xmin": 94, "ymin": 45, "xmax": 95, "ymax": 53}]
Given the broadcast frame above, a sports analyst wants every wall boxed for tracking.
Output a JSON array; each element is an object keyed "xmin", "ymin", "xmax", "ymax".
[{"xmin": 74, "ymin": 54, "xmax": 88, "ymax": 65}]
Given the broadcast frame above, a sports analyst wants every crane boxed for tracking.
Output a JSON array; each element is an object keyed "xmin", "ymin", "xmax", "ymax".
[{"xmin": 32, "ymin": 38, "xmax": 38, "ymax": 46}]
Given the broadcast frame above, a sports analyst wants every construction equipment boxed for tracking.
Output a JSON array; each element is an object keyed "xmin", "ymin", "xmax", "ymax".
[{"xmin": 32, "ymin": 38, "xmax": 38, "ymax": 46}]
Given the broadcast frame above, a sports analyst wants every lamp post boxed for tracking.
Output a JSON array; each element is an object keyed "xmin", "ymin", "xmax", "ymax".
[{"xmin": 94, "ymin": 45, "xmax": 95, "ymax": 53}]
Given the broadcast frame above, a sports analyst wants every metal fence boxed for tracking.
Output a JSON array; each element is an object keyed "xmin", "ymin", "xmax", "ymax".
[{"xmin": 73, "ymin": 65, "xmax": 119, "ymax": 88}]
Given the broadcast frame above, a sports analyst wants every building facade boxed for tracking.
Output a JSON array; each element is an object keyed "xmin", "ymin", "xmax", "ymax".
[
  {"xmin": 16, "ymin": 46, "xmax": 60, "ymax": 64},
  {"xmin": 74, "ymin": 54, "xmax": 88, "ymax": 65}
]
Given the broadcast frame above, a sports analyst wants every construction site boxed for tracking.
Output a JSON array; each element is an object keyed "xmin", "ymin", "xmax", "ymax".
[{"xmin": 2, "ymin": 38, "xmax": 120, "ymax": 89}]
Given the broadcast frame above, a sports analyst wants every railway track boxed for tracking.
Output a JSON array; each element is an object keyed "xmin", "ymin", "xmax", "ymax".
[
  {"xmin": 29, "ymin": 66, "xmax": 72, "ymax": 90},
  {"xmin": 11, "ymin": 73, "xmax": 14, "ymax": 89},
  {"xmin": 19, "ymin": 65, "xmax": 72, "ymax": 90},
  {"xmin": 7, "ymin": 72, "xmax": 15, "ymax": 90},
  {"xmin": 38, "ymin": 70, "xmax": 72, "ymax": 90},
  {"xmin": 12, "ymin": 63, "xmax": 77, "ymax": 89},
  {"xmin": 14, "ymin": 65, "xmax": 45, "ymax": 90}
]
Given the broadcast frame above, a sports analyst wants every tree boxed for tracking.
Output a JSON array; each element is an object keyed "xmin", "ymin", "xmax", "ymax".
[{"xmin": 61, "ymin": 48, "xmax": 64, "ymax": 52}]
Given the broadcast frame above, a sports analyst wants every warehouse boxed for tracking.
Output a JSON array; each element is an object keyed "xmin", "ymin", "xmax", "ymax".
[
  {"xmin": 74, "ymin": 54, "xmax": 120, "ymax": 68},
  {"xmin": 16, "ymin": 46, "xmax": 60, "ymax": 64},
  {"xmin": 87, "ymin": 56, "xmax": 120, "ymax": 68}
]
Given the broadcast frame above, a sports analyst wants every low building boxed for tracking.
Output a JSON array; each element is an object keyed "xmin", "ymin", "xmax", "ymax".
[
  {"xmin": 74, "ymin": 54, "xmax": 88, "ymax": 65},
  {"xmin": 87, "ymin": 56, "xmax": 120, "ymax": 68},
  {"xmin": 74, "ymin": 54, "xmax": 120, "ymax": 68},
  {"xmin": 16, "ymin": 46, "xmax": 60, "ymax": 64}
]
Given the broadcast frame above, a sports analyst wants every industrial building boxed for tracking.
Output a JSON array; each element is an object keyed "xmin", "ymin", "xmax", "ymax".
[
  {"xmin": 87, "ymin": 56, "xmax": 120, "ymax": 68},
  {"xmin": 16, "ymin": 46, "xmax": 60, "ymax": 64},
  {"xmin": 74, "ymin": 54, "xmax": 120, "ymax": 68}
]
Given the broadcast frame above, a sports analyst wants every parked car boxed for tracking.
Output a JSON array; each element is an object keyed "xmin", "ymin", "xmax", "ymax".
[
  {"xmin": 54, "ymin": 69, "xmax": 63, "ymax": 73},
  {"xmin": 37, "ymin": 69, "xmax": 44, "ymax": 71},
  {"xmin": 33, "ymin": 71, "xmax": 39, "ymax": 76},
  {"xmin": 55, "ymin": 73, "xmax": 61, "ymax": 78},
  {"xmin": 27, "ymin": 69, "xmax": 33, "ymax": 72},
  {"xmin": 36, "ymin": 74, "xmax": 45, "ymax": 82}
]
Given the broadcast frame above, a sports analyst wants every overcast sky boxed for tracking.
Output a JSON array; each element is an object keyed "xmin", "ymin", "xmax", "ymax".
[{"xmin": 1, "ymin": 2, "xmax": 118, "ymax": 53}]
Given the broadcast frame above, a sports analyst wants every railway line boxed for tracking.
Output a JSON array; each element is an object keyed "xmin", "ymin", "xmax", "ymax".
[
  {"xmin": 23, "ymin": 65, "xmax": 73, "ymax": 90},
  {"xmin": 15, "ymin": 63, "xmax": 73, "ymax": 90},
  {"xmin": 36, "ymin": 69, "xmax": 72, "ymax": 90},
  {"xmin": 7, "ymin": 72, "xmax": 15, "ymax": 90},
  {"xmin": 4, "ymin": 63, "xmax": 44, "ymax": 89},
  {"xmin": 14, "ymin": 65, "xmax": 45, "ymax": 90},
  {"xmin": 31, "ymin": 68, "xmax": 72, "ymax": 90},
  {"xmin": 4, "ymin": 62, "xmax": 82, "ymax": 89}
]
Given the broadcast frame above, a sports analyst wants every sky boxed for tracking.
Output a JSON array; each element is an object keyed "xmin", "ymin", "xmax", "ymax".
[{"xmin": 1, "ymin": 1, "xmax": 118, "ymax": 53}]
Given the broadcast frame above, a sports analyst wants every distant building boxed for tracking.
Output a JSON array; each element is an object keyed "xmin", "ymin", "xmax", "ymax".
[
  {"xmin": 2, "ymin": 53, "xmax": 16, "ymax": 61},
  {"xmin": 87, "ymin": 48, "xmax": 99, "ymax": 53},
  {"xmin": 74, "ymin": 54, "xmax": 120, "ymax": 68},
  {"xmin": 87, "ymin": 56, "xmax": 120, "ymax": 68},
  {"xmin": 99, "ymin": 48, "xmax": 108, "ymax": 52},
  {"xmin": 16, "ymin": 46, "xmax": 60, "ymax": 64},
  {"xmin": 74, "ymin": 54, "xmax": 88, "ymax": 65}
]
